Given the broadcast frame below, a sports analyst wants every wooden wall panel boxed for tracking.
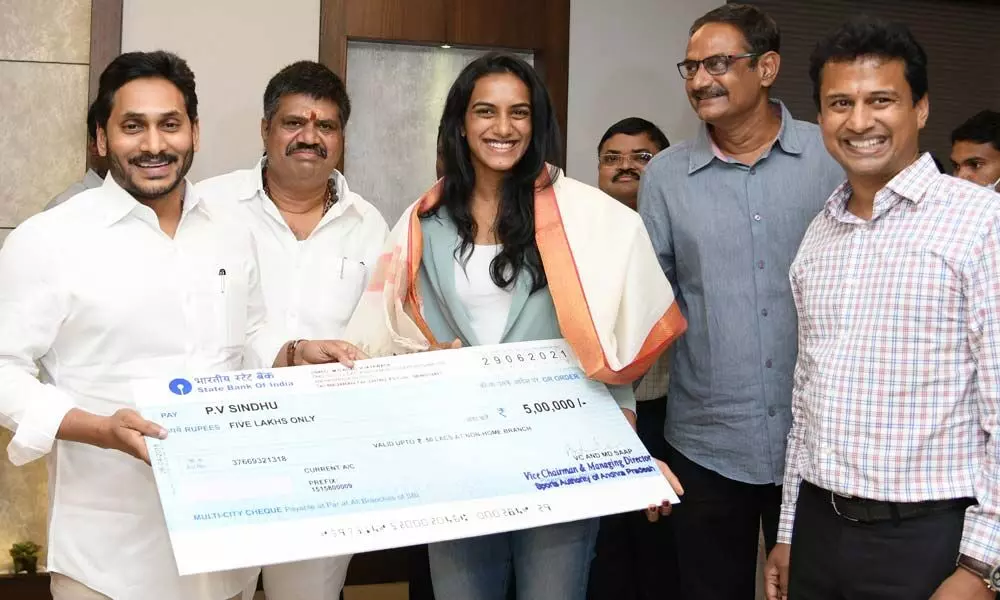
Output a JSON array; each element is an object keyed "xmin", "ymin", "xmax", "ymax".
[
  {"xmin": 88, "ymin": 0, "xmax": 123, "ymax": 102},
  {"xmin": 445, "ymin": 0, "xmax": 542, "ymax": 50},
  {"xmin": 346, "ymin": 0, "xmax": 447, "ymax": 43},
  {"xmin": 319, "ymin": 0, "xmax": 348, "ymax": 79},
  {"xmin": 322, "ymin": 0, "xmax": 571, "ymax": 167},
  {"xmin": 535, "ymin": 0, "xmax": 570, "ymax": 165}
]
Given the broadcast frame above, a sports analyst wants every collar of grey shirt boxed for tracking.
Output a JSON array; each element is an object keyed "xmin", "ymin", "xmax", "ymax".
[{"xmin": 688, "ymin": 100, "xmax": 803, "ymax": 174}]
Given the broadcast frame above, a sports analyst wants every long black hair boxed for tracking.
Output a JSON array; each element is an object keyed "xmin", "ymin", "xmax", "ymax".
[{"xmin": 425, "ymin": 53, "xmax": 561, "ymax": 293}]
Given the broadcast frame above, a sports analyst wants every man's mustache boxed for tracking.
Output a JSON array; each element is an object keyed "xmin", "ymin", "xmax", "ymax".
[
  {"xmin": 613, "ymin": 169, "xmax": 641, "ymax": 182},
  {"xmin": 128, "ymin": 152, "xmax": 178, "ymax": 167},
  {"xmin": 286, "ymin": 142, "xmax": 327, "ymax": 158},
  {"xmin": 692, "ymin": 86, "xmax": 728, "ymax": 101}
]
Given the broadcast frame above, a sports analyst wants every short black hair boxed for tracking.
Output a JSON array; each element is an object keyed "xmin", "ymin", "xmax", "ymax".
[
  {"xmin": 597, "ymin": 118, "xmax": 670, "ymax": 155},
  {"xmin": 809, "ymin": 18, "xmax": 928, "ymax": 109},
  {"xmin": 263, "ymin": 61, "xmax": 350, "ymax": 125},
  {"xmin": 690, "ymin": 3, "xmax": 780, "ymax": 61},
  {"xmin": 952, "ymin": 110, "xmax": 1000, "ymax": 151},
  {"xmin": 93, "ymin": 51, "xmax": 198, "ymax": 133}
]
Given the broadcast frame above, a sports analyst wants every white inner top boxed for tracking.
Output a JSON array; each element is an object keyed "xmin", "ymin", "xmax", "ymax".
[{"xmin": 454, "ymin": 244, "xmax": 514, "ymax": 345}]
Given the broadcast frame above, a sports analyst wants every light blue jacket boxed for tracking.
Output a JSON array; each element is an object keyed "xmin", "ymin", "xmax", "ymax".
[{"xmin": 416, "ymin": 209, "xmax": 635, "ymax": 412}]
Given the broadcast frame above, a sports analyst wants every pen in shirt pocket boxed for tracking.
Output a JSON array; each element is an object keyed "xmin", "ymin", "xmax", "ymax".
[
  {"xmin": 340, "ymin": 256, "xmax": 368, "ymax": 279},
  {"xmin": 339, "ymin": 257, "xmax": 366, "ymax": 279},
  {"xmin": 218, "ymin": 268, "xmax": 226, "ymax": 294}
]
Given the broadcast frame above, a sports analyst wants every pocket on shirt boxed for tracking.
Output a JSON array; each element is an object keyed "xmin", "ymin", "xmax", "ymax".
[
  {"xmin": 218, "ymin": 274, "xmax": 249, "ymax": 348},
  {"xmin": 330, "ymin": 257, "xmax": 368, "ymax": 321},
  {"xmin": 195, "ymin": 267, "xmax": 249, "ymax": 356}
]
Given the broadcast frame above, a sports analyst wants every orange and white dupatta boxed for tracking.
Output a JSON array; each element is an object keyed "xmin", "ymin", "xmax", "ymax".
[{"xmin": 343, "ymin": 172, "xmax": 686, "ymax": 385}]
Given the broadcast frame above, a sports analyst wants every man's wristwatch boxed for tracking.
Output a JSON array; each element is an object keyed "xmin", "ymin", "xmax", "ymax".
[{"xmin": 956, "ymin": 554, "xmax": 1000, "ymax": 592}]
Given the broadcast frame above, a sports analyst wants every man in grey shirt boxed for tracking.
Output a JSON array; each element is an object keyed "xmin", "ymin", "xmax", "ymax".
[
  {"xmin": 46, "ymin": 102, "xmax": 107, "ymax": 210},
  {"xmin": 638, "ymin": 5, "xmax": 843, "ymax": 599}
]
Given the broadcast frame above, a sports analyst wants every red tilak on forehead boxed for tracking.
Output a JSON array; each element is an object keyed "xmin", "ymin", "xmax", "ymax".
[{"xmin": 309, "ymin": 111, "xmax": 317, "ymax": 121}]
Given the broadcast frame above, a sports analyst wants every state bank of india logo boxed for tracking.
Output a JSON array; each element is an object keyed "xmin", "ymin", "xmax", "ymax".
[{"xmin": 169, "ymin": 378, "xmax": 193, "ymax": 395}]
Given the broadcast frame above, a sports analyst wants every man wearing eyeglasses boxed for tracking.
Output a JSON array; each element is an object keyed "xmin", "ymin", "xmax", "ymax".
[
  {"xmin": 638, "ymin": 5, "xmax": 843, "ymax": 600},
  {"xmin": 597, "ymin": 117, "xmax": 670, "ymax": 210},
  {"xmin": 588, "ymin": 117, "xmax": 678, "ymax": 600}
]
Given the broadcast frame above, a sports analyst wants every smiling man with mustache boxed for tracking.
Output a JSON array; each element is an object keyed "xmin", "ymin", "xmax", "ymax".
[
  {"xmin": 197, "ymin": 61, "xmax": 387, "ymax": 600},
  {"xmin": 766, "ymin": 20, "xmax": 1000, "ymax": 600},
  {"xmin": 637, "ymin": 5, "xmax": 844, "ymax": 599},
  {"xmin": 0, "ymin": 51, "xmax": 367, "ymax": 600}
]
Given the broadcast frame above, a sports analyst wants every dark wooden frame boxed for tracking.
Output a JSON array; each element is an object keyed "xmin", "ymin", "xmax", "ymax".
[
  {"xmin": 88, "ymin": 0, "xmax": 123, "ymax": 102},
  {"xmin": 85, "ymin": 0, "xmax": 122, "ymax": 172},
  {"xmin": 320, "ymin": 0, "xmax": 571, "ymax": 167}
]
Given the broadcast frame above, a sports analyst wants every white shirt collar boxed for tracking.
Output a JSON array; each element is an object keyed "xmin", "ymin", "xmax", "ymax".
[
  {"xmin": 244, "ymin": 157, "xmax": 357, "ymax": 211},
  {"xmin": 241, "ymin": 158, "xmax": 359, "ymax": 232},
  {"xmin": 99, "ymin": 173, "xmax": 203, "ymax": 228}
]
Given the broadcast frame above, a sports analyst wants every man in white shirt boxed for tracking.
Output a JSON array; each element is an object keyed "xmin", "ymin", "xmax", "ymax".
[
  {"xmin": 198, "ymin": 61, "xmax": 388, "ymax": 600},
  {"xmin": 45, "ymin": 102, "xmax": 108, "ymax": 209},
  {"xmin": 0, "ymin": 51, "xmax": 364, "ymax": 600}
]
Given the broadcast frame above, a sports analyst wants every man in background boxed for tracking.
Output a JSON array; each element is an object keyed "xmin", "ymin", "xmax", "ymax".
[
  {"xmin": 45, "ymin": 103, "xmax": 108, "ymax": 209},
  {"xmin": 588, "ymin": 116, "xmax": 676, "ymax": 600},
  {"xmin": 951, "ymin": 110, "xmax": 1000, "ymax": 191},
  {"xmin": 596, "ymin": 117, "xmax": 670, "ymax": 210}
]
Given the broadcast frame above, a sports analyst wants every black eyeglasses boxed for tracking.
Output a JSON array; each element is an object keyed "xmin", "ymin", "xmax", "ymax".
[
  {"xmin": 676, "ymin": 53, "xmax": 759, "ymax": 80},
  {"xmin": 598, "ymin": 152, "xmax": 655, "ymax": 168}
]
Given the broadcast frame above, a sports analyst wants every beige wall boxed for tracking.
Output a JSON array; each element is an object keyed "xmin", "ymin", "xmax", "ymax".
[
  {"xmin": 566, "ymin": 0, "xmax": 723, "ymax": 184},
  {"xmin": 121, "ymin": 0, "xmax": 321, "ymax": 183},
  {"xmin": 0, "ymin": 0, "xmax": 90, "ymax": 243},
  {"xmin": 0, "ymin": 0, "xmax": 93, "ymax": 568}
]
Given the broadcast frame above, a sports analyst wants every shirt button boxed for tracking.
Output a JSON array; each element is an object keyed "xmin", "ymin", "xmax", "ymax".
[
  {"xmin": 749, "ymin": 167, "xmax": 757, "ymax": 175},
  {"xmin": 761, "ymin": 308, "xmax": 768, "ymax": 317},
  {"xmin": 765, "ymin": 359, "xmax": 773, "ymax": 368},
  {"xmin": 768, "ymin": 406, "xmax": 777, "ymax": 417},
  {"xmin": 757, "ymin": 260, "xmax": 765, "ymax": 269},
  {"xmin": 754, "ymin": 214, "xmax": 762, "ymax": 221}
]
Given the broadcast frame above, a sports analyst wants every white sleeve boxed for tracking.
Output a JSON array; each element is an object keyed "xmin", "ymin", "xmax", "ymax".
[{"xmin": 0, "ymin": 223, "xmax": 76, "ymax": 465}]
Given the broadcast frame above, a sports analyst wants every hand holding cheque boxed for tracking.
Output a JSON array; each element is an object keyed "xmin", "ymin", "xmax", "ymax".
[
  {"xmin": 131, "ymin": 339, "xmax": 679, "ymax": 574},
  {"xmin": 61, "ymin": 339, "xmax": 367, "ymax": 464}
]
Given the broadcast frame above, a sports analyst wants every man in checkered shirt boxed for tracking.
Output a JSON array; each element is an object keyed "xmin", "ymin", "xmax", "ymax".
[{"xmin": 765, "ymin": 19, "xmax": 1000, "ymax": 600}]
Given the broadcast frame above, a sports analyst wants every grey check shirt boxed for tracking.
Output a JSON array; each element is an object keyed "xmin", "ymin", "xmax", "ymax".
[{"xmin": 639, "ymin": 101, "xmax": 844, "ymax": 484}]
